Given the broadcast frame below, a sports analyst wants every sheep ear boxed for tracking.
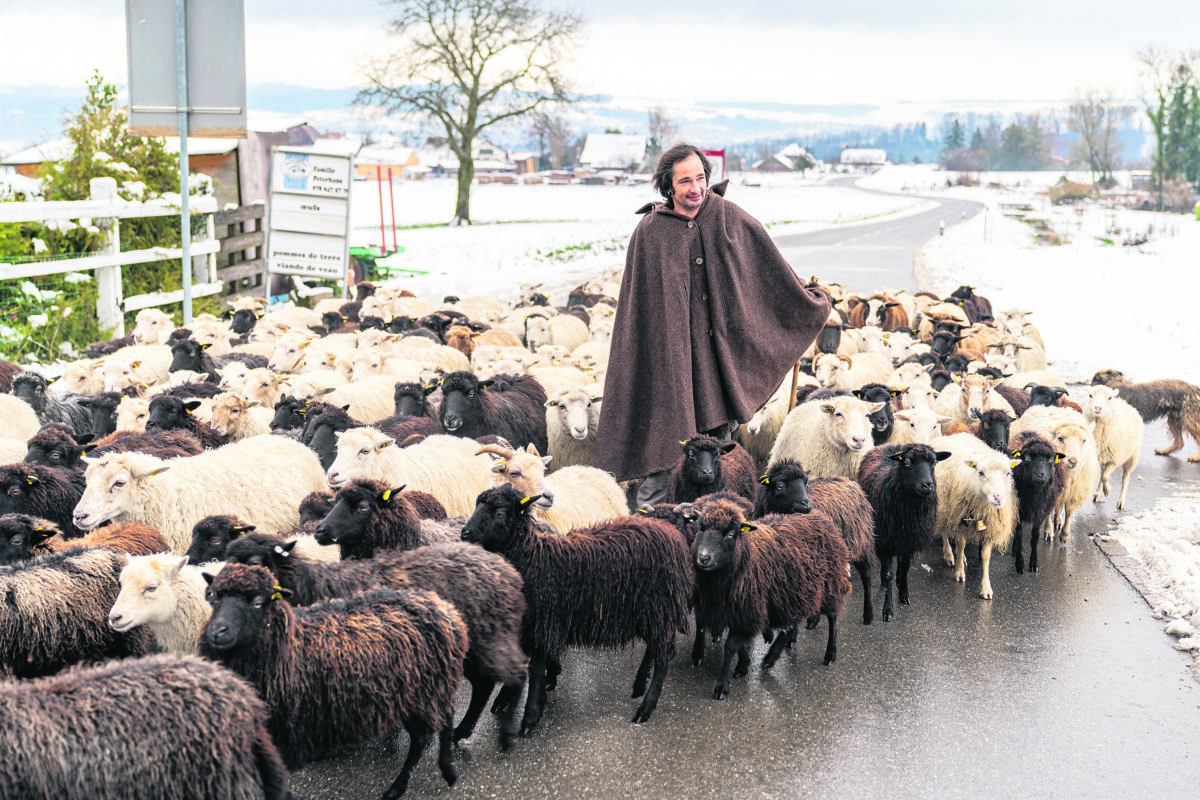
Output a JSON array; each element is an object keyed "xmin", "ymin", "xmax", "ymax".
[
  {"xmin": 851, "ymin": 389, "xmax": 864, "ymax": 399},
  {"xmin": 739, "ymin": 523, "xmax": 755, "ymax": 533},
  {"xmin": 889, "ymin": 389, "xmax": 901, "ymax": 397},
  {"xmin": 964, "ymin": 459, "xmax": 977, "ymax": 469},
  {"xmin": 1010, "ymin": 450, "xmax": 1022, "ymax": 458},
  {"xmin": 541, "ymin": 455, "xmax": 553, "ymax": 468},
  {"xmin": 268, "ymin": 585, "xmax": 292, "ymax": 602},
  {"xmin": 1009, "ymin": 459, "xmax": 1021, "ymax": 470},
  {"xmin": 202, "ymin": 572, "xmax": 216, "ymax": 586},
  {"xmin": 934, "ymin": 451, "xmax": 952, "ymax": 462},
  {"xmin": 518, "ymin": 495, "xmax": 541, "ymax": 513},
  {"xmin": 923, "ymin": 364, "xmax": 934, "ymax": 373},
  {"xmin": 167, "ymin": 555, "xmax": 188, "ymax": 577},
  {"xmin": 184, "ymin": 400, "xmax": 201, "ymax": 413},
  {"xmin": 759, "ymin": 475, "xmax": 770, "ymax": 485},
  {"xmin": 131, "ymin": 465, "xmax": 170, "ymax": 479},
  {"xmin": 490, "ymin": 461, "xmax": 507, "ymax": 474},
  {"xmin": 889, "ymin": 449, "xmax": 908, "ymax": 461},
  {"xmin": 199, "ymin": 343, "xmax": 211, "ymax": 351},
  {"xmin": 1054, "ymin": 453, "xmax": 1065, "ymax": 463},
  {"xmin": 820, "ymin": 403, "xmax": 837, "ymax": 414},
  {"xmin": 679, "ymin": 440, "xmax": 688, "ymax": 447},
  {"xmin": 479, "ymin": 379, "xmax": 494, "ymax": 390},
  {"xmin": 377, "ymin": 437, "xmax": 396, "ymax": 450},
  {"xmin": 544, "ymin": 399, "xmax": 558, "ymax": 408},
  {"xmin": 24, "ymin": 475, "xmax": 40, "ymax": 486},
  {"xmin": 590, "ymin": 395, "xmax": 602, "ymax": 403}
]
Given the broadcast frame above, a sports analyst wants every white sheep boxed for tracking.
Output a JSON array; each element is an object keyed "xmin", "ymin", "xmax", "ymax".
[
  {"xmin": 890, "ymin": 408, "xmax": 953, "ymax": 445},
  {"xmin": 100, "ymin": 345, "xmax": 173, "ymax": 392},
  {"xmin": 58, "ymin": 360, "xmax": 106, "ymax": 396},
  {"xmin": 477, "ymin": 442, "xmax": 629, "ymax": 532},
  {"xmin": 0, "ymin": 438, "xmax": 26, "ymax": 464},
  {"xmin": 1082, "ymin": 385, "xmax": 1143, "ymax": 510},
  {"xmin": 767, "ymin": 395, "xmax": 886, "ymax": 479},
  {"xmin": 1011, "ymin": 406, "xmax": 1101, "ymax": 542},
  {"xmin": 108, "ymin": 554, "xmax": 222, "ymax": 654},
  {"xmin": 0, "ymin": 394, "xmax": 41, "ymax": 442},
  {"xmin": 737, "ymin": 375, "xmax": 815, "ymax": 469},
  {"xmin": 74, "ymin": 435, "xmax": 329, "ymax": 553},
  {"xmin": 347, "ymin": 351, "xmax": 425, "ymax": 383},
  {"xmin": 929, "ymin": 433, "xmax": 1019, "ymax": 600},
  {"xmin": 900, "ymin": 382, "xmax": 939, "ymax": 411},
  {"xmin": 812, "ymin": 352, "xmax": 893, "ymax": 390},
  {"xmin": 855, "ymin": 325, "xmax": 887, "ymax": 356},
  {"xmin": 935, "ymin": 373, "xmax": 1015, "ymax": 423},
  {"xmin": 887, "ymin": 361, "xmax": 934, "ymax": 388},
  {"xmin": 544, "ymin": 385, "xmax": 603, "ymax": 471},
  {"xmin": 115, "ymin": 397, "xmax": 150, "ymax": 432},
  {"xmin": 1000, "ymin": 369, "xmax": 1066, "ymax": 392},
  {"xmin": 259, "ymin": 303, "xmax": 322, "ymax": 330},
  {"xmin": 312, "ymin": 375, "xmax": 400, "ymax": 423},
  {"xmin": 130, "ymin": 308, "xmax": 175, "ymax": 345},
  {"xmin": 527, "ymin": 365, "xmax": 594, "ymax": 398},
  {"xmin": 207, "ymin": 394, "xmax": 273, "ymax": 441},
  {"xmin": 523, "ymin": 313, "xmax": 589, "ymax": 352},
  {"xmin": 326, "ymin": 429, "xmax": 492, "ymax": 516}
]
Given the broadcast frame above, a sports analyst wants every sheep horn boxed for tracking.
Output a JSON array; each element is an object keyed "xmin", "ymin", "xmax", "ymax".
[{"xmin": 474, "ymin": 443, "xmax": 516, "ymax": 460}]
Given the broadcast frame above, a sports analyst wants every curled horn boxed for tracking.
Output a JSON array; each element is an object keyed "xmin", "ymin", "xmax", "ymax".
[
  {"xmin": 838, "ymin": 354, "xmax": 853, "ymax": 368},
  {"xmin": 474, "ymin": 443, "xmax": 516, "ymax": 461}
]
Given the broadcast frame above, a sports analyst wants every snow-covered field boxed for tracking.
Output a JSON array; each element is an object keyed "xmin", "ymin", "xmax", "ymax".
[{"xmin": 354, "ymin": 165, "xmax": 1200, "ymax": 674}]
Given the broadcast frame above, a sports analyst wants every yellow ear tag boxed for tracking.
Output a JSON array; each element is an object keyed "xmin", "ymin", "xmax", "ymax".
[
  {"xmin": 739, "ymin": 524, "xmax": 753, "ymax": 533},
  {"xmin": 269, "ymin": 586, "xmax": 284, "ymax": 601},
  {"xmin": 1011, "ymin": 450, "xmax": 1022, "ymax": 458},
  {"xmin": 679, "ymin": 440, "xmax": 687, "ymax": 446},
  {"xmin": 382, "ymin": 490, "xmax": 393, "ymax": 502},
  {"xmin": 25, "ymin": 477, "xmax": 35, "ymax": 485},
  {"xmin": 519, "ymin": 496, "xmax": 534, "ymax": 507},
  {"xmin": 759, "ymin": 476, "xmax": 770, "ymax": 485}
]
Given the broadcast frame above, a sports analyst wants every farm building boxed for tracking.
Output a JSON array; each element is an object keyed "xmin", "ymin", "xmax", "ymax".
[
  {"xmin": 838, "ymin": 147, "xmax": 888, "ymax": 171},
  {"xmin": 579, "ymin": 133, "xmax": 647, "ymax": 171}
]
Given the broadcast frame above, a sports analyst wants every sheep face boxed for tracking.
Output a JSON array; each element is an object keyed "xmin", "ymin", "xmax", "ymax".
[
  {"xmin": 207, "ymin": 395, "xmax": 252, "ymax": 437},
  {"xmin": 891, "ymin": 445, "xmax": 948, "ymax": 499},
  {"xmin": 815, "ymin": 324, "xmax": 842, "ymax": 355},
  {"xmin": 758, "ymin": 462, "xmax": 813, "ymax": 515},
  {"xmin": 11, "ymin": 373, "xmax": 51, "ymax": 413},
  {"xmin": 75, "ymin": 454, "xmax": 166, "ymax": 530},
  {"xmin": 0, "ymin": 469, "xmax": 51, "ymax": 519},
  {"xmin": 109, "ymin": 554, "xmax": 188, "ymax": 632},
  {"xmin": 299, "ymin": 491, "xmax": 334, "ymax": 524},
  {"xmin": 547, "ymin": 389, "xmax": 600, "ymax": 441},
  {"xmin": 218, "ymin": 362, "xmax": 252, "ymax": 393},
  {"xmin": 326, "ymin": 429, "xmax": 394, "ymax": 488},
  {"xmin": 857, "ymin": 326, "xmax": 886, "ymax": 355},
  {"xmin": 1026, "ymin": 383, "xmax": 1069, "ymax": 408},
  {"xmin": 745, "ymin": 399, "xmax": 777, "ymax": 436},
  {"xmin": 972, "ymin": 409, "xmax": 1016, "ymax": 452},
  {"xmin": 350, "ymin": 352, "xmax": 385, "ymax": 382},
  {"xmin": 959, "ymin": 375, "xmax": 997, "ymax": 418},
  {"xmin": 962, "ymin": 454, "xmax": 1016, "ymax": 509},
  {"xmin": 314, "ymin": 481, "xmax": 397, "ymax": 547},
  {"xmin": 115, "ymin": 397, "xmax": 150, "ymax": 432},
  {"xmin": 523, "ymin": 315, "xmax": 552, "ymax": 350},
  {"xmin": 900, "ymin": 382, "xmax": 937, "ymax": 411},
  {"xmin": 202, "ymin": 565, "xmax": 286, "ymax": 653},
  {"xmin": 886, "ymin": 331, "xmax": 915, "ymax": 364},
  {"xmin": 270, "ymin": 396, "xmax": 307, "ymax": 431},
  {"xmin": 893, "ymin": 408, "xmax": 950, "ymax": 444},
  {"xmin": 0, "ymin": 514, "xmax": 56, "ymax": 565},
  {"xmin": 1011, "ymin": 439, "xmax": 1059, "ymax": 491},
  {"xmin": 1085, "ymin": 385, "xmax": 1119, "ymax": 418},
  {"xmin": 229, "ymin": 308, "xmax": 259, "ymax": 335},
  {"xmin": 169, "ymin": 340, "xmax": 208, "ymax": 374},
  {"xmin": 691, "ymin": 504, "xmax": 750, "ymax": 573},
  {"xmin": 680, "ymin": 438, "xmax": 737, "ymax": 488},
  {"xmin": 1090, "ymin": 369, "xmax": 1124, "ymax": 387},
  {"xmin": 852, "ymin": 385, "xmax": 898, "ymax": 436},
  {"xmin": 131, "ymin": 309, "xmax": 174, "ymax": 344},
  {"xmin": 145, "ymin": 396, "xmax": 200, "ymax": 432},
  {"xmin": 59, "ymin": 361, "xmax": 102, "ymax": 395},
  {"xmin": 460, "ymin": 484, "xmax": 537, "ymax": 552},
  {"xmin": 185, "ymin": 515, "xmax": 255, "ymax": 566},
  {"xmin": 267, "ymin": 335, "xmax": 310, "ymax": 373},
  {"xmin": 393, "ymin": 383, "xmax": 434, "ymax": 418},
  {"xmin": 439, "ymin": 373, "xmax": 487, "ymax": 433},
  {"xmin": 1048, "ymin": 423, "xmax": 1091, "ymax": 471},
  {"xmin": 821, "ymin": 398, "xmax": 883, "ymax": 453},
  {"xmin": 813, "ymin": 354, "xmax": 848, "ymax": 388},
  {"xmin": 306, "ymin": 413, "xmax": 352, "ymax": 472},
  {"xmin": 225, "ymin": 534, "xmax": 295, "ymax": 572},
  {"xmin": 483, "ymin": 446, "xmax": 554, "ymax": 508}
]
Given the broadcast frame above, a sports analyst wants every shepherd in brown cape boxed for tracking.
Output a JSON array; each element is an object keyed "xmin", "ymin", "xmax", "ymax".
[{"xmin": 595, "ymin": 143, "xmax": 830, "ymax": 505}]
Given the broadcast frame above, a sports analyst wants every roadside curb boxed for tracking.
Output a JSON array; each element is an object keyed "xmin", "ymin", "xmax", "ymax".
[{"xmin": 1092, "ymin": 534, "xmax": 1172, "ymax": 613}]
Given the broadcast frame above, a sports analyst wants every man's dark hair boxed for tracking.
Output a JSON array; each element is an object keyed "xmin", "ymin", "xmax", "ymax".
[{"xmin": 653, "ymin": 143, "xmax": 713, "ymax": 200}]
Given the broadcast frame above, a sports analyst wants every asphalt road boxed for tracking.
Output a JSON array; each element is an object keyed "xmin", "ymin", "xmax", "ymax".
[{"xmin": 288, "ymin": 181, "xmax": 1200, "ymax": 800}]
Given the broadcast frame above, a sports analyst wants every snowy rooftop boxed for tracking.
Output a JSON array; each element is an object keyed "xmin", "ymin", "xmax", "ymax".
[
  {"xmin": 579, "ymin": 133, "xmax": 647, "ymax": 169},
  {"xmin": 840, "ymin": 148, "xmax": 887, "ymax": 164}
]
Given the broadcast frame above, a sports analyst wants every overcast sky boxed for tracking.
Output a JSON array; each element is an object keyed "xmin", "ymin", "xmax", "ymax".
[{"xmin": 2, "ymin": 1, "xmax": 1197, "ymax": 107}]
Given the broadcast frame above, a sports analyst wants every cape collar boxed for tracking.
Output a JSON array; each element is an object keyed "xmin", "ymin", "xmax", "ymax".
[{"xmin": 636, "ymin": 179, "xmax": 730, "ymax": 216}]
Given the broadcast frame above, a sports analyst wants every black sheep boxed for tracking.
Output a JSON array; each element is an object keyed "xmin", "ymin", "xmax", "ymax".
[
  {"xmin": 815, "ymin": 323, "xmax": 845, "ymax": 355},
  {"xmin": 0, "ymin": 547, "xmax": 154, "ymax": 677},
  {"xmin": 856, "ymin": 443, "xmax": 951, "ymax": 622},
  {"xmin": 754, "ymin": 460, "xmax": 879, "ymax": 625},
  {"xmin": 87, "ymin": 428, "xmax": 204, "ymax": 460},
  {"xmin": 969, "ymin": 407, "xmax": 1017, "ymax": 452},
  {"xmin": 298, "ymin": 490, "xmax": 335, "ymax": 524},
  {"xmin": 160, "ymin": 380, "xmax": 225, "ymax": 400},
  {"xmin": 77, "ymin": 390, "xmax": 131, "ymax": 436},
  {"xmin": 200, "ymin": 565, "xmax": 467, "ymax": 797},
  {"xmin": 0, "ymin": 360, "xmax": 20, "ymax": 394},
  {"xmin": 949, "ymin": 285, "xmax": 994, "ymax": 322},
  {"xmin": 394, "ymin": 381, "xmax": 440, "ymax": 420},
  {"xmin": 83, "ymin": 333, "xmax": 135, "ymax": 358},
  {"xmin": 0, "ymin": 462, "xmax": 88, "ymax": 538},
  {"xmin": 10, "ymin": 372, "xmax": 92, "ymax": 437},
  {"xmin": 994, "ymin": 384, "xmax": 1031, "ymax": 415},
  {"xmin": 23, "ymin": 423, "xmax": 84, "ymax": 471},
  {"xmin": 270, "ymin": 395, "xmax": 309, "ymax": 431},
  {"xmin": 1025, "ymin": 383, "xmax": 1071, "ymax": 409},
  {"xmin": 169, "ymin": 338, "xmax": 267, "ymax": 383},
  {"xmin": 226, "ymin": 306, "xmax": 262, "ymax": 335},
  {"xmin": 928, "ymin": 331, "xmax": 959, "ymax": 360},
  {"xmin": 145, "ymin": 396, "xmax": 228, "ymax": 449},
  {"xmin": 944, "ymin": 353, "xmax": 971, "ymax": 374},
  {"xmin": 1008, "ymin": 431, "xmax": 1067, "ymax": 575},
  {"xmin": 0, "ymin": 653, "xmax": 290, "ymax": 800},
  {"xmin": 186, "ymin": 514, "xmax": 257, "ymax": 565},
  {"xmin": 438, "ymin": 371, "xmax": 548, "ymax": 455},
  {"xmin": 853, "ymin": 382, "xmax": 901, "ymax": 445},
  {"xmin": 225, "ymin": 532, "xmax": 528, "ymax": 749},
  {"xmin": 314, "ymin": 479, "xmax": 425, "ymax": 560},
  {"xmin": 462, "ymin": 484, "xmax": 694, "ymax": 731},
  {"xmin": 690, "ymin": 499, "xmax": 851, "ymax": 699},
  {"xmin": 667, "ymin": 434, "xmax": 758, "ymax": 505},
  {"xmin": 299, "ymin": 402, "xmax": 364, "ymax": 470}
]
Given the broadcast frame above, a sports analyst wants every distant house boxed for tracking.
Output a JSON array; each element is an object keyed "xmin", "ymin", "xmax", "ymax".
[
  {"xmin": 356, "ymin": 144, "xmax": 421, "ymax": 182},
  {"xmin": 579, "ymin": 133, "xmax": 647, "ymax": 171},
  {"xmin": 416, "ymin": 138, "xmax": 517, "ymax": 180},
  {"xmin": 839, "ymin": 147, "xmax": 887, "ymax": 171},
  {"xmin": 750, "ymin": 154, "xmax": 795, "ymax": 173},
  {"xmin": 750, "ymin": 143, "xmax": 816, "ymax": 174}
]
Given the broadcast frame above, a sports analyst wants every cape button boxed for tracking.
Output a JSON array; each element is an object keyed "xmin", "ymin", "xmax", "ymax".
[
  {"xmin": 687, "ymin": 221, "xmax": 694, "ymax": 229},
  {"xmin": 695, "ymin": 257, "xmax": 704, "ymax": 265}
]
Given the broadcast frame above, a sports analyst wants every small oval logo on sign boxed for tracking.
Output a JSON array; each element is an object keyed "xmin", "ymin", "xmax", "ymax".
[{"xmin": 282, "ymin": 158, "xmax": 309, "ymax": 180}]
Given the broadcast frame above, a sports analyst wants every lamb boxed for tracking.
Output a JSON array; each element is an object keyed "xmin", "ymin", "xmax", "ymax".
[
  {"xmin": 476, "ymin": 442, "xmax": 629, "ymax": 531},
  {"xmin": 889, "ymin": 407, "xmax": 953, "ymax": 445},
  {"xmin": 1090, "ymin": 368, "xmax": 1200, "ymax": 462},
  {"xmin": 326, "ymin": 428, "xmax": 493, "ymax": 516},
  {"xmin": 73, "ymin": 435, "xmax": 329, "ymax": 553},
  {"xmin": 208, "ymin": 393, "xmax": 273, "ymax": 441},
  {"xmin": 201, "ymin": 564, "xmax": 467, "ymax": 798},
  {"xmin": 145, "ymin": 395, "xmax": 229, "ymax": 449},
  {"xmin": 935, "ymin": 373, "xmax": 1015, "ymax": 424},
  {"xmin": 857, "ymin": 443, "xmax": 950, "ymax": 621},
  {"xmin": 0, "ymin": 653, "xmax": 289, "ymax": 800},
  {"xmin": 0, "ymin": 515, "xmax": 168, "ymax": 565},
  {"xmin": 754, "ymin": 460, "xmax": 878, "ymax": 624},
  {"xmin": 1007, "ymin": 431, "xmax": 1067, "ymax": 575},
  {"xmin": 1010, "ymin": 406, "xmax": 1101, "ymax": 542},
  {"xmin": 225, "ymin": 532, "xmax": 528, "ymax": 749},
  {"xmin": 812, "ymin": 352, "xmax": 894, "ymax": 390},
  {"xmin": 0, "ymin": 392, "xmax": 41, "ymax": 442},
  {"xmin": 0, "ymin": 462, "xmax": 88, "ymax": 537},
  {"xmin": 666, "ymin": 434, "xmax": 758, "ymax": 505},
  {"xmin": 929, "ymin": 433, "xmax": 1019, "ymax": 600},
  {"xmin": 108, "ymin": 553, "xmax": 220, "ymax": 654},
  {"xmin": 767, "ymin": 395, "xmax": 887, "ymax": 479},
  {"xmin": 10, "ymin": 372, "xmax": 92, "ymax": 437},
  {"xmin": 184, "ymin": 514, "xmax": 339, "ymax": 566},
  {"xmin": 0, "ymin": 546, "xmax": 154, "ymax": 677},
  {"xmin": 438, "ymin": 370, "xmax": 549, "ymax": 454},
  {"xmin": 689, "ymin": 499, "xmax": 850, "ymax": 699},
  {"xmin": 462, "ymin": 484, "xmax": 694, "ymax": 730},
  {"xmin": 1082, "ymin": 384, "xmax": 1143, "ymax": 509}
]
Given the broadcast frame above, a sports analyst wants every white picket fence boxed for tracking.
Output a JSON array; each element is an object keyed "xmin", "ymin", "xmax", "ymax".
[{"xmin": 0, "ymin": 177, "xmax": 221, "ymax": 337}]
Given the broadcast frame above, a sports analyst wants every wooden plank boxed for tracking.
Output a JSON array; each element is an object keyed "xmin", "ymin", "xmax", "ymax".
[
  {"xmin": 219, "ymin": 230, "xmax": 265, "ymax": 254},
  {"xmin": 0, "ymin": 196, "xmax": 217, "ymax": 223},
  {"xmin": 216, "ymin": 260, "xmax": 266, "ymax": 282},
  {"xmin": 0, "ymin": 239, "xmax": 221, "ymax": 280},
  {"xmin": 215, "ymin": 203, "xmax": 265, "ymax": 227},
  {"xmin": 123, "ymin": 281, "xmax": 225, "ymax": 313}
]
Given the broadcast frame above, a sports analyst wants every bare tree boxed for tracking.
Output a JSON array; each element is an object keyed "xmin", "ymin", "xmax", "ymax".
[
  {"xmin": 529, "ymin": 110, "xmax": 573, "ymax": 170},
  {"xmin": 360, "ymin": 0, "xmax": 582, "ymax": 224},
  {"xmin": 1068, "ymin": 88, "xmax": 1132, "ymax": 187},
  {"xmin": 646, "ymin": 106, "xmax": 679, "ymax": 162},
  {"xmin": 1137, "ymin": 46, "xmax": 1200, "ymax": 210}
]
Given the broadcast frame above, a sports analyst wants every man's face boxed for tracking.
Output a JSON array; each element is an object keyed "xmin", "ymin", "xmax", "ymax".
[{"xmin": 670, "ymin": 153, "xmax": 706, "ymax": 216}]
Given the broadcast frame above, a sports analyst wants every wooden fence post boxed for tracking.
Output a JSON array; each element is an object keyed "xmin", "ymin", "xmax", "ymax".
[{"xmin": 90, "ymin": 177, "xmax": 123, "ymax": 337}]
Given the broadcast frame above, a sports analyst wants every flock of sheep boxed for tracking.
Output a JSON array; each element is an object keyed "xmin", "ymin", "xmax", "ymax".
[{"xmin": 1, "ymin": 272, "xmax": 1197, "ymax": 799}]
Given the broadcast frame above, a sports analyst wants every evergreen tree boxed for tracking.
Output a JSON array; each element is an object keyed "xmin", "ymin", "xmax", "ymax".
[{"xmin": 943, "ymin": 119, "xmax": 966, "ymax": 151}]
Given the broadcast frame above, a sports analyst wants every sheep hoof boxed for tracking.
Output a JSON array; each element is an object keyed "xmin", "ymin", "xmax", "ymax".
[
  {"xmin": 713, "ymin": 685, "xmax": 729, "ymax": 701},
  {"xmin": 954, "ymin": 572, "xmax": 966, "ymax": 583},
  {"xmin": 804, "ymin": 615, "xmax": 819, "ymax": 630},
  {"xmin": 733, "ymin": 664, "xmax": 749, "ymax": 679},
  {"xmin": 881, "ymin": 609, "xmax": 894, "ymax": 622},
  {"xmin": 980, "ymin": 588, "xmax": 993, "ymax": 600},
  {"xmin": 631, "ymin": 703, "xmax": 654, "ymax": 724}
]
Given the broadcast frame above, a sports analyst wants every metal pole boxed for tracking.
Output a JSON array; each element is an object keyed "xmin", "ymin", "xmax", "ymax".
[
  {"xmin": 176, "ymin": 0, "xmax": 192, "ymax": 324},
  {"xmin": 376, "ymin": 167, "xmax": 386, "ymax": 252},
  {"xmin": 387, "ymin": 167, "xmax": 398, "ymax": 253}
]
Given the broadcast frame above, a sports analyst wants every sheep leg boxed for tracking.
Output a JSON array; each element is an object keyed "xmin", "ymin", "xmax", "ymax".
[
  {"xmin": 382, "ymin": 725, "xmax": 433, "ymax": 800},
  {"xmin": 1014, "ymin": 521, "xmax": 1026, "ymax": 574},
  {"xmin": 822, "ymin": 612, "xmax": 839, "ymax": 666},
  {"xmin": 714, "ymin": 632, "xmax": 752, "ymax": 700},
  {"xmin": 1155, "ymin": 415, "xmax": 1184, "ymax": 455},
  {"xmin": 1042, "ymin": 514, "xmax": 1055, "ymax": 543},
  {"xmin": 953, "ymin": 537, "xmax": 967, "ymax": 583},
  {"xmin": 856, "ymin": 559, "xmax": 874, "ymax": 625},
  {"xmin": 1116, "ymin": 459, "xmax": 1136, "ymax": 510},
  {"xmin": 453, "ymin": 662, "xmax": 496, "ymax": 745},
  {"xmin": 490, "ymin": 683, "xmax": 520, "ymax": 715},
  {"xmin": 880, "ymin": 557, "xmax": 896, "ymax": 622},
  {"xmin": 691, "ymin": 623, "xmax": 706, "ymax": 667},
  {"xmin": 545, "ymin": 656, "xmax": 562, "ymax": 692},
  {"xmin": 804, "ymin": 613, "xmax": 820, "ymax": 629},
  {"xmin": 632, "ymin": 645, "xmax": 653, "ymax": 698},
  {"xmin": 941, "ymin": 535, "xmax": 956, "ymax": 567},
  {"xmin": 1058, "ymin": 503, "xmax": 1075, "ymax": 543},
  {"xmin": 1027, "ymin": 521, "xmax": 1040, "ymax": 573},
  {"xmin": 897, "ymin": 554, "xmax": 913, "ymax": 606},
  {"xmin": 979, "ymin": 541, "xmax": 995, "ymax": 600},
  {"xmin": 437, "ymin": 721, "xmax": 458, "ymax": 787},
  {"xmin": 1094, "ymin": 463, "xmax": 1115, "ymax": 502},
  {"xmin": 519, "ymin": 657, "xmax": 548, "ymax": 736},
  {"xmin": 761, "ymin": 626, "xmax": 792, "ymax": 670},
  {"xmin": 632, "ymin": 642, "xmax": 670, "ymax": 724}
]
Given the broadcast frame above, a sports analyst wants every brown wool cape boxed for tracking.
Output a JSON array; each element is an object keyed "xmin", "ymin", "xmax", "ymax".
[{"xmin": 595, "ymin": 181, "xmax": 831, "ymax": 482}]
